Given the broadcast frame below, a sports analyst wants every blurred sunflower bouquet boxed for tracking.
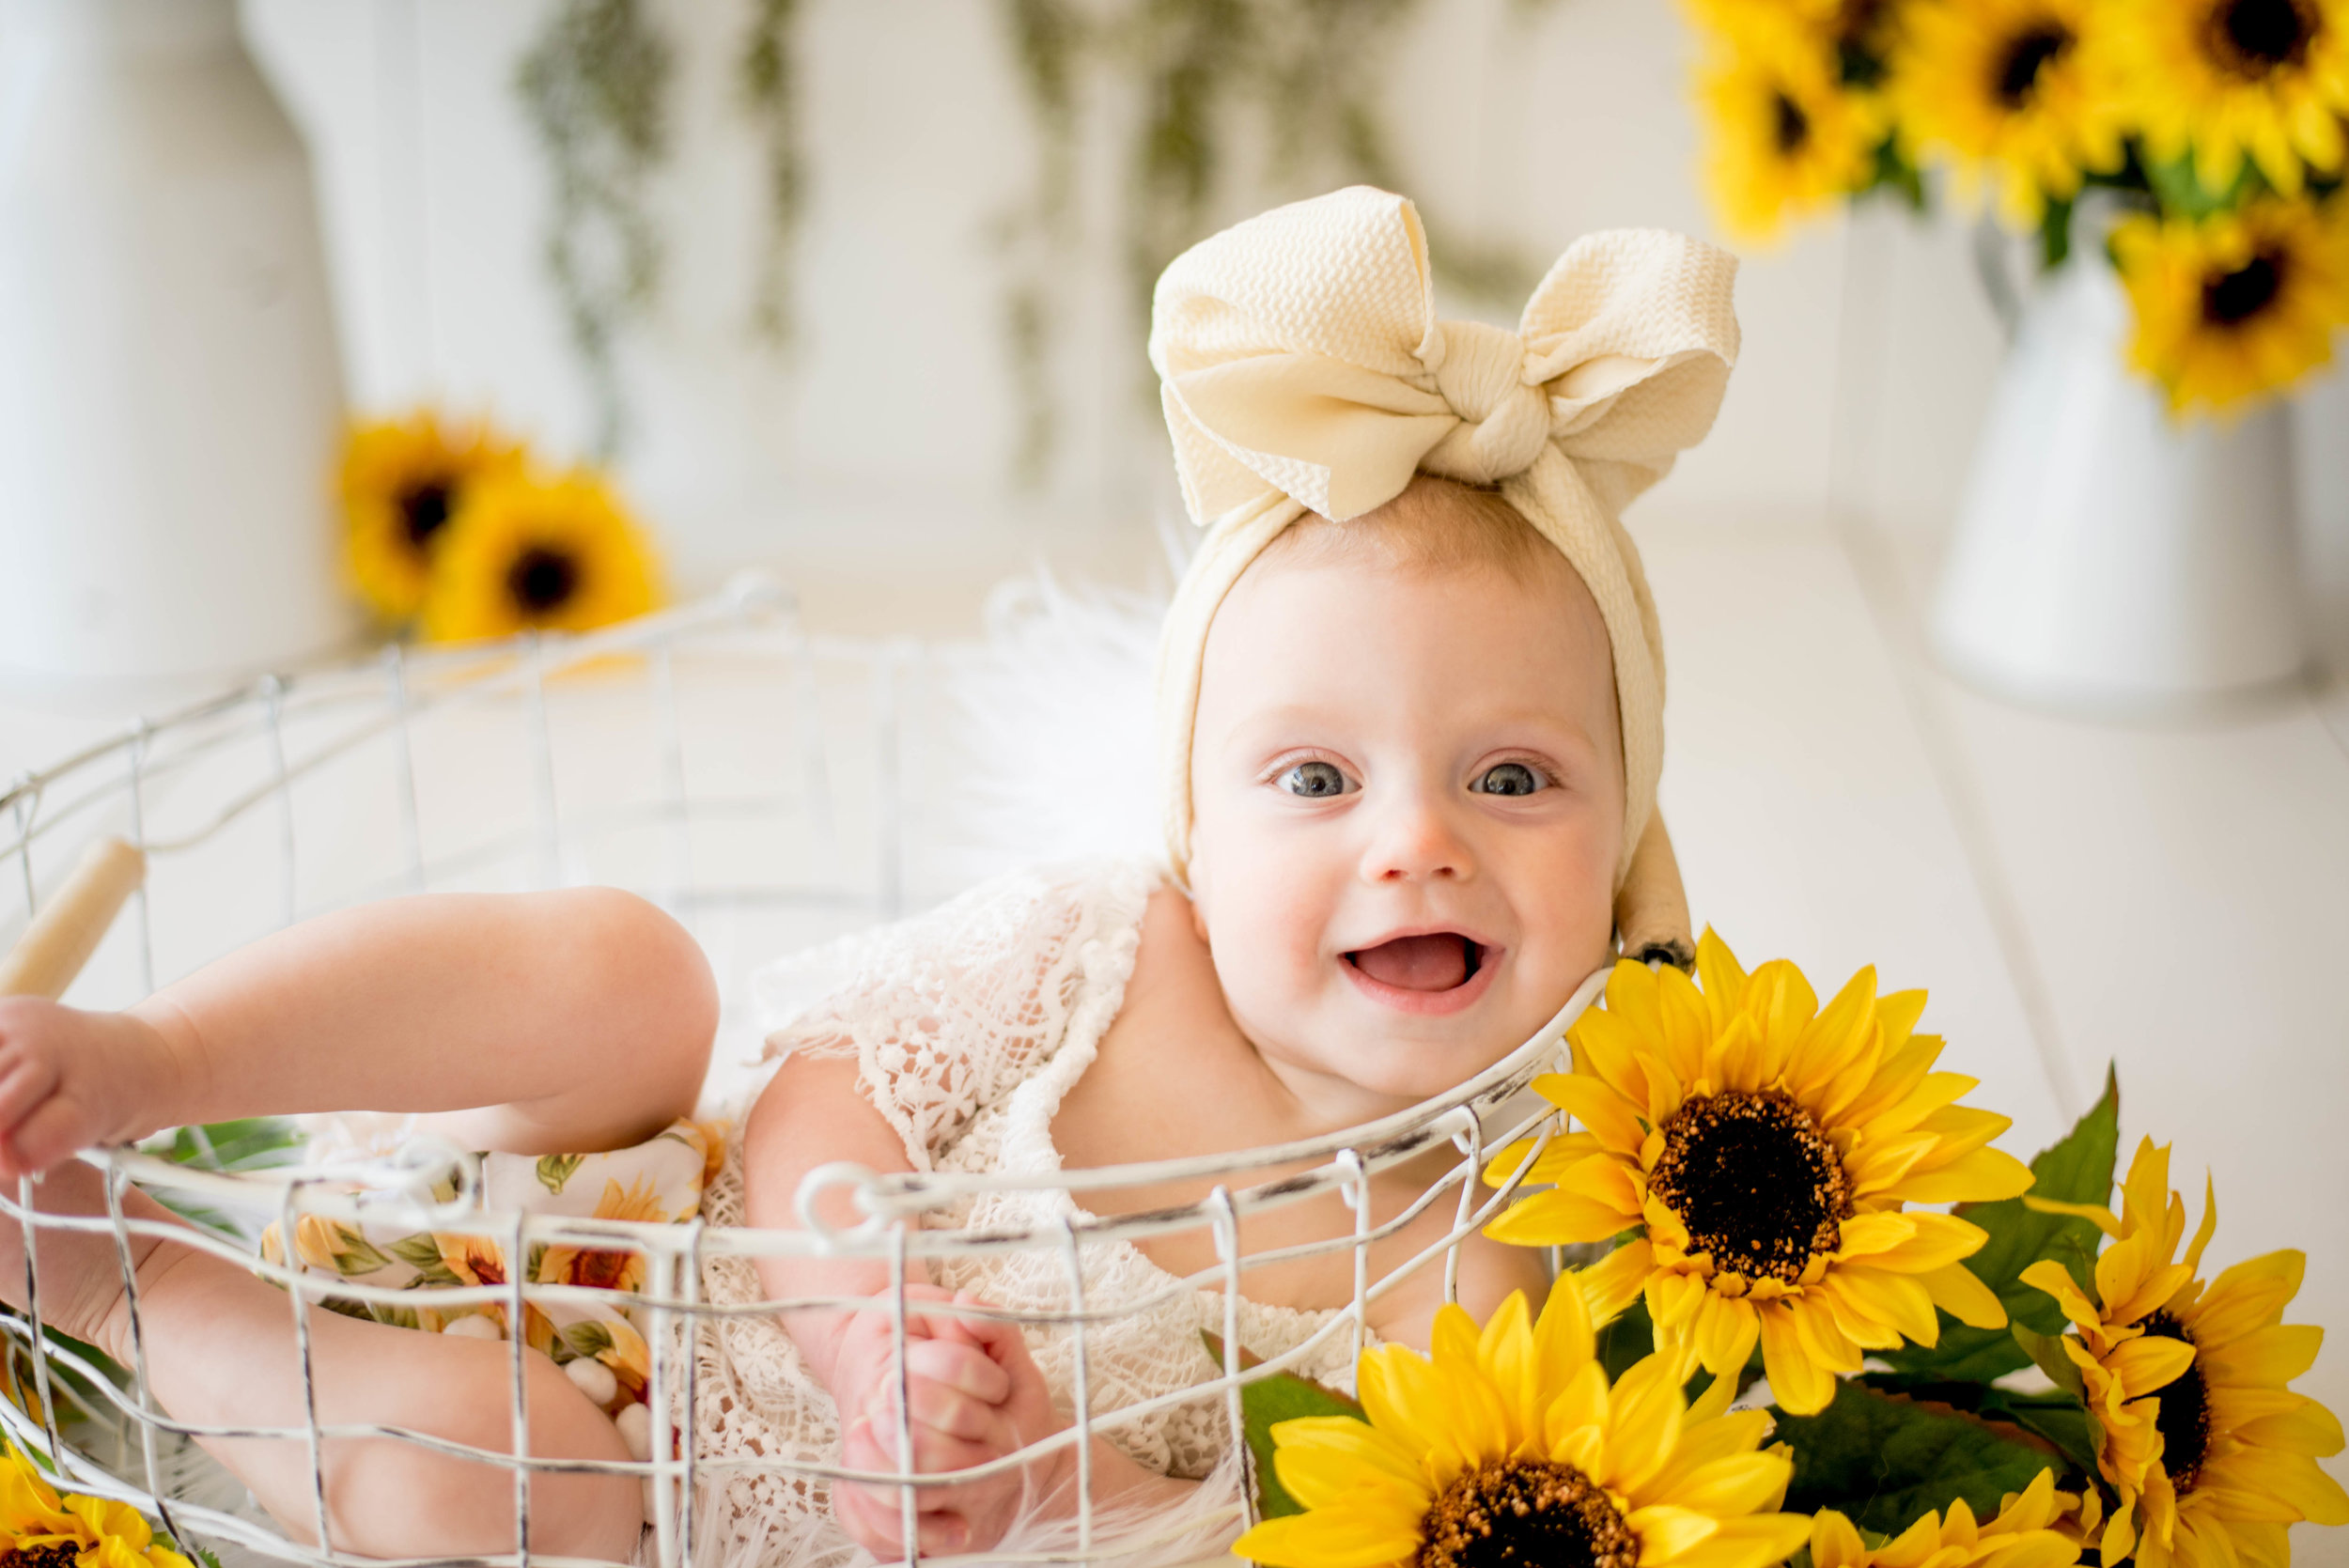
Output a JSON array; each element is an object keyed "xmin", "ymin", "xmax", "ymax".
[
  {"xmin": 1684, "ymin": 0, "xmax": 2349, "ymax": 415},
  {"xmin": 1223, "ymin": 937, "xmax": 2344, "ymax": 1568},
  {"xmin": 339, "ymin": 411, "xmax": 663, "ymax": 642}
]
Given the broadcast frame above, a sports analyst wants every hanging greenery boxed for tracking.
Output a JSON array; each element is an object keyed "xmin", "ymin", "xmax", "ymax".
[
  {"xmin": 995, "ymin": 0, "xmax": 1563, "ymax": 488},
  {"xmin": 508, "ymin": 0, "xmax": 1562, "ymax": 479},
  {"xmin": 516, "ymin": 0, "xmax": 675, "ymax": 458},
  {"xmin": 1000, "ymin": 0, "xmax": 1087, "ymax": 484},
  {"xmin": 739, "ymin": 0, "xmax": 807, "ymax": 346}
]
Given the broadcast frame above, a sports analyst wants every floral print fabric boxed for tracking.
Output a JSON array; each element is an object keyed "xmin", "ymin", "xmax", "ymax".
[{"xmin": 259, "ymin": 1118, "xmax": 721, "ymax": 1415}]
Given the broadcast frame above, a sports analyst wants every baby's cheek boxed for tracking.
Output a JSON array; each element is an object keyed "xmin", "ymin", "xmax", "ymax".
[{"xmin": 1199, "ymin": 847, "xmax": 1337, "ymax": 1024}]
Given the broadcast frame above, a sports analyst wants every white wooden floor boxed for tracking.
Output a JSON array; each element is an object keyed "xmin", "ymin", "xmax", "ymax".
[{"xmin": 4, "ymin": 512, "xmax": 2344, "ymax": 1557}]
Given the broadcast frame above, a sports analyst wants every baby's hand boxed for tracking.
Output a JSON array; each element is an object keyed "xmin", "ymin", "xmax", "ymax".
[
  {"xmin": 0, "ymin": 999, "xmax": 178, "ymax": 1182},
  {"xmin": 829, "ymin": 1286, "xmax": 1065, "ymax": 1558}
]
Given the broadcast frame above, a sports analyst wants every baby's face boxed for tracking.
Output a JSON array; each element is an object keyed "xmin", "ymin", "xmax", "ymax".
[{"xmin": 1187, "ymin": 547, "xmax": 1625, "ymax": 1112}]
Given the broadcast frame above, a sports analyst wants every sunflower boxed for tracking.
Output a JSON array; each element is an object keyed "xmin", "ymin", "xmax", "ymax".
[
  {"xmin": 2020, "ymin": 1138, "xmax": 2348, "ymax": 1568},
  {"xmin": 1684, "ymin": 0, "xmax": 1899, "ymax": 75},
  {"xmin": 1484, "ymin": 932, "xmax": 2032, "ymax": 1416},
  {"xmin": 1231, "ymin": 1285, "xmax": 1811, "ymax": 1568},
  {"xmin": 1695, "ymin": 22, "xmax": 1887, "ymax": 243},
  {"xmin": 432, "ymin": 1232, "xmax": 560, "ymax": 1354},
  {"xmin": 535, "ymin": 1174, "xmax": 672, "ymax": 1296},
  {"xmin": 340, "ymin": 411, "xmax": 528, "ymax": 625},
  {"xmin": 1809, "ymin": 1468, "xmax": 2088, "ymax": 1568},
  {"xmin": 1889, "ymin": 0, "xmax": 2124, "ymax": 225},
  {"xmin": 417, "ymin": 470, "xmax": 662, "ymax": 644},
  {"xmin": 2112, "ymin": 196, "xmax": 2349, "ymax": 414},
  {"xmin": 0, "ymin": 1444, "xmax": 194, "ymax": 1568},
  {"xmin": 2105, "ymin": 0, "xmax": 2349, "ymax": 196}
]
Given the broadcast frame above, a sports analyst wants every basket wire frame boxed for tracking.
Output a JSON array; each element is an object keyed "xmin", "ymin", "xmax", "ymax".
[{"xmin": 0, "ymin": 577, "xmax": 1593, "ymax": 1568}]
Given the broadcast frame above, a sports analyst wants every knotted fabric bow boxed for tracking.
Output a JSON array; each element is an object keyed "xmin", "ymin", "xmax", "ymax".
[{"xmin": 1149, "ymin": 186, "xmax": 1740, "ymax": 912}]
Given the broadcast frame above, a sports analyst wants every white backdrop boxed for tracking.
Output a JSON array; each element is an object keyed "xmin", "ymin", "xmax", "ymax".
[{"xmin": 236, "ymin": 0, "xmax": 2045, "ymax": 628}]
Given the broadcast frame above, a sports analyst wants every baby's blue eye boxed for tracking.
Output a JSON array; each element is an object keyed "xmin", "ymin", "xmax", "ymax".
[
  {"xmin": 1472, "ymin": 762, "xmax": 1545, "ymax": 797},
  {"xmin": 1281, "ymin": 761, "xmax": 1353, "ymax": 798}
]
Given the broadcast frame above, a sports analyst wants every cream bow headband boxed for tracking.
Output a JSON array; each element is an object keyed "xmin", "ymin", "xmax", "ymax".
[{"xmin": 1148, "ymin": 187, "xmax": 1739, "ymax": 958}]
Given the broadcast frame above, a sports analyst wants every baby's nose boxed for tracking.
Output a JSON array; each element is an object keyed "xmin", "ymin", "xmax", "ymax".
[{"xmin": 1361, "ymin": 796, "xmax": 1475, "ymax": 882}]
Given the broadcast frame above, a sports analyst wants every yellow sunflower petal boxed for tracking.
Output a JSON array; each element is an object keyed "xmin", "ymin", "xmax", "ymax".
[
  {"xmin": 1693, "ymin": 1291, "xmax": 1762, "ymax": 1376},
  {"xmin": 1811, "ymin": 1509, "xmax": 1869, "ymax": 1568},
  {"xmin": 2021, "ymin": 1194, "xmax": 2125, "ymax": 1238},
  {"xmin": 2200, "ymin": 1323, "xmax": 2324, "ymax": 1388},
  {"xmin": 1269, "ymin": 1417, "xmax": 1429, "ymax": 1507},
  {"xmin": 2235, "ymin": 1399, "xmax": 2346, "ymax": 1457},
  {"xmin": 1532, "ymin": 1276, "xmax": 1597, "ymax": 1390},
  {"xmin": 1484, "ymin": 1182, "xmax": 1635, "ymax": 1247},
  {"xmin": 1661, "ymin": 1452, "xmax": 1796, "ymax": 1517},
  {"xmin": 2020, "ymin": 1260, "xmax": 2101, "ymax": 1330},
  {"xmin": 1660, "ymin": 1512, "xmax": 1815, "ymax": 1568},
  {"xmin": 1575, "ymin": 1239, "xmax": 1658, "ymax": 1325},
  {"xmin": 1232, "ymin": 1498, "xmax": 1424, "ymax": 1568},
  {"xmin": 1626, "ymin": 1503, "xmax": 1721, "ymax": 1562},
  {"xmin": 1758, "ymin": 1302, "xmax": 1839, "ymax": 1414},
  {"xmin": 1893, "ymin": 1144, "xmax": 2037, "ymax": 1203},
  {"xmin": 1607, "ymin": 1353, "xmax": 1694, "ymax": 1494},
  {"xmin": 1534, "ymin": 1072, "xmax": 1650, "ymax": 1152},
  {"xmin": 1921, "ymin": 1262, "xmax": 2011, "ymax": 1330},
  {"xmin": 2185, "ymin": 1250, "xmax": 2305, "ymax": 1346},
  {"xmin": 1824, "ymin": 1266, "xmax": 1942, "ymax": 1347}
]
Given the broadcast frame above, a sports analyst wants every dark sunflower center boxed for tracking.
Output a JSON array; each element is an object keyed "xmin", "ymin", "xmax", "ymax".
[
  {"xmin": 1417, "ymin": 1459, "xmax": 1639, "ymax": 1568},
  {"xmin": 2213, "ymin": 0, "xmax": 2312, "ymax": 72},
  {"xmin": 397, "ymin": 479, "xmax": 454, "ymax": 551},
  {"xmin": 1835, "ymin": 0, "xmax": 1890, "ymax": 84},
  {"xmin": 506, "ymin": 547, "xmax": 581, "ymax": 613},
  {"xmin": 2, "ymin": 1546, "xmax": 86, "ymax": 1568},
  {"xmin": 1995, "ymin": 24, "xmax": 2072, "ymax": 106},
  {"xmin": 1772, "ymin": 92, "xmax": 1812, "ymax": 154},
  {"xmin": 1648, "ymin": 1090, "xmax": 1855, "ymax": 1284},
  {"xmin": 2141, "ymin": 1312, "xmax": 2214, "ymax": 1489},
  {"xmin": 2202, "ymin": 252, "xmax": 2285, "ymax": 325}
]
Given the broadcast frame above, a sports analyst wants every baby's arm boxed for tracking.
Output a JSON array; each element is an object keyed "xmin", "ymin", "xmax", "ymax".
[
  {"xmin": 743, "ymin": 1054, "xmax": 1190, "ymax": 1557},
  {"xmin": 0, "ymin": 888, "xmax": 715, "ymax": 1177}
]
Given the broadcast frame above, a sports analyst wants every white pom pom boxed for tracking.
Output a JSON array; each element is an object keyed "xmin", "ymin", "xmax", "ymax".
[
  {"xmin": 442, "ymin": 1313, "xmax": 503, "ymax": 1341},
  {"xmin": 614, "ymin": 1401, "xmax": 654, "ymax": 1461},
  {"xmin": 564, "ymin": 1356, "xmax": 618, "ymax": 1408}
]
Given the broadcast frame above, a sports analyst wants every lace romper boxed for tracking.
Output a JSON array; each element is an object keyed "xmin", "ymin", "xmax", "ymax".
[{"xmin": 686, "ymin": 857, "xmax": 1372, "ymax": 1568}]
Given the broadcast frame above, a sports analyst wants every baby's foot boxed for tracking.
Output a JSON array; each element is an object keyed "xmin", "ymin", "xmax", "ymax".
[
  {"xmin": 0, "ymin": 1157, "xmax": 188, "ymax": 1366},
  {"xmin": 0, "ymin": 998, "xmax": 185, "ymax": 1181}
]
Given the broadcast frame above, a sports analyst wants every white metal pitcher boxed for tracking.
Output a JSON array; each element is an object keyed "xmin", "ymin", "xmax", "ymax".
[
  {"xmin": 0, "ymin": 0, "xmax": 352, "ymax": 702},
  {"xmin": 1932, "ymin": 240, "xmax": 2309, "ymax": 712}
]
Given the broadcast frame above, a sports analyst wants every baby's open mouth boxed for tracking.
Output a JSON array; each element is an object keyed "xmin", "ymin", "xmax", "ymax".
[{"xmin": 1346, "ymin": 934, "xmax": 1484, "ymax": 992}]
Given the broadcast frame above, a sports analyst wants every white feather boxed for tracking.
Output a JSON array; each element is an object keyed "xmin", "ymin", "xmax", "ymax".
[{"xmin": 927, "ymin": 571, "xmax": 1170, "ymax": 885}]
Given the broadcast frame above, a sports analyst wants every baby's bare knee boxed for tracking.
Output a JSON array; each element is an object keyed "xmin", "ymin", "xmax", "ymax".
[{"xmin": 318, "ymin": 1349, "xmax": 642, "ymax": 1560}]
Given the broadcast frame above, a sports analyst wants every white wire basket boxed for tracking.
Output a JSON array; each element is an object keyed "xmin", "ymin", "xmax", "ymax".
[{"xmin": 0, "ymin": 579, "xmax": 1590, "ymax": 1568}]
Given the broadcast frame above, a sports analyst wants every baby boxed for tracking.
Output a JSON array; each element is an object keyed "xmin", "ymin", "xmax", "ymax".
[{"xmin": 0, "ymin": 187, "xmax": 1737, "ymax": 1566}]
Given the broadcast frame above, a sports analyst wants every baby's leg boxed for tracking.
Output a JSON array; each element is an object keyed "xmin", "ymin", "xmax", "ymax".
[{"xmin": 2, "ymin": 1165, "xmax": 641, "ymax": 1561}]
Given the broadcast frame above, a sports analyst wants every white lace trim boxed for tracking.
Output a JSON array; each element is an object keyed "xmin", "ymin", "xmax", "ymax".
[{"xmin": 685, "ymin": 858, "xmax": 1370, "ymax": 1567}]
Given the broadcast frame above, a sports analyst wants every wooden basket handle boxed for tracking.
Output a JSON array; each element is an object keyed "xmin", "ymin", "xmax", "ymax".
[{"xmin": 0, "ymin": 838, "xmax": 148, "ymax": 1001}]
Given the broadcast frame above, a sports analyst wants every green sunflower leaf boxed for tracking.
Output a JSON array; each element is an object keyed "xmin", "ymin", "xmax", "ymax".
[
  {"xmin": 1595, "ymin": 1296, "xmax": 1656, "ymax": 1385},
  {"xmin": 1972, "ymin": 1384, "xmax": 2102, "ymax": 1479},
  {"xmin": 563, "ymin": 1321, "xmax": 617, "ymax": 1362},
  {"xmin": 1203, "ymin": 1330, "xmax": 1363, "ymax": 1522},
  {"xmin": 537, "ymin": 1153, "xmax": 585, "ymax": 1194},
  {"xmin": 1774, "ymin": 1380, "xmax": 2064, "ymax": 1537},
  {"xmin": 387, "ymin": 1232, "xmax": 451, "ymax": 1272},
  {"xmin": 1873, "ymin": 1066, "xmax": 2119, "ymax": 1387}
]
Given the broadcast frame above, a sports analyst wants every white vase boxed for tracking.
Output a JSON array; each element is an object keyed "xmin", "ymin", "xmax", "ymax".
[
  {"xmin": 0, "ymin": 0, "xmax": 353, "ymax": 705},
  {"xmin": 1931, "ymin": 246, "xmax": 2309, "ymax": 713}
]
